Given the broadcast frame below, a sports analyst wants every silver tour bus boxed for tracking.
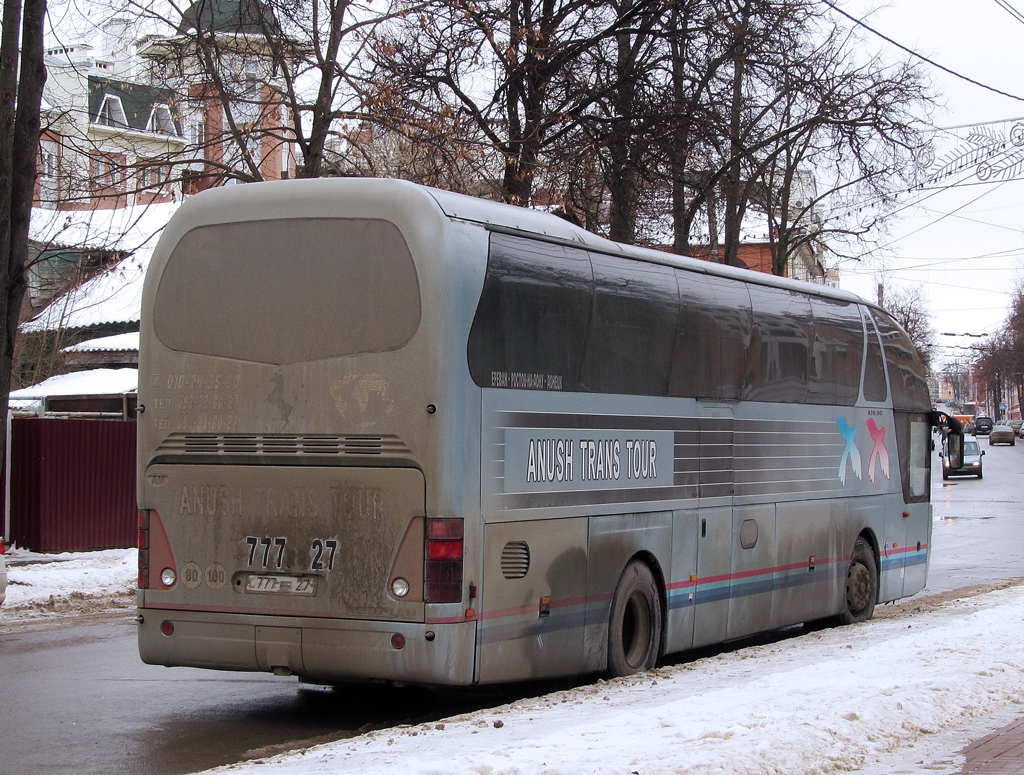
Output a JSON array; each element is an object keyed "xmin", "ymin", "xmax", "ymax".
[{"xmin": 136, "ymin": 178, "xmax": 957, "ymax": 685}]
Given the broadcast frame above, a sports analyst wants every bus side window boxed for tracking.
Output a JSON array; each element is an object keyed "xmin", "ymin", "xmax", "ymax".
[
  {"xmin": 862, "ymin": 310, "xmax": 888, "ymax": 403},
  {"xmin": 580, "ymin": 254, "xmax": 677, "ymax": 396},
  {"xmin": 743, "ymin": 286, "xmax": 813, "ymax": 404},
  {"xmin": 670, "ymin": 272, "xmax": 751, "ymax": 401},
  {"xmin": 871, "ymin": 309, "xmax": 930, "ymax": 411},
  {"xmin": 895, "ymin": 412, "xmax": 931, "ymax": 502},
  {"xmin": 467, "ymin": 234, "xmax": 593, "ymax": 391},
  {"xmin": 807, "ymin": 297, "xmax": 862, "ymax": 406}
]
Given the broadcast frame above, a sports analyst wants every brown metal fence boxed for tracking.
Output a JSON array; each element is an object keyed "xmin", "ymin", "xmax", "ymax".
[{"xmin": 8, "ymin": 418, "xmax": 137, "ymax": 552}]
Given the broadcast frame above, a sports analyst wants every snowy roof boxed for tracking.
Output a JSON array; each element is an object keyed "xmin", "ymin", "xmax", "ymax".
[
  {"xmin": 61, "ymin": 332, "xmax": 140, "ymax": 353},
  {"xmin": 9, "ymin": 368, "xmax": 138, "ymax": 400},
  {"xmin": 29, "ymin": 201, "xmax": 178, "ymax": 253},
  {"xmin": 20, "ymin": 250, "xmax": 149, "ymax": 333},
  {"xmin": 23, "ymin": 202, "xmax": 179, "ymax": 334}
]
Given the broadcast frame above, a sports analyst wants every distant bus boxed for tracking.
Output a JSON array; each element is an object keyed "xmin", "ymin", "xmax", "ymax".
[{"xmin": 136, "ymin": 178, "xmax": 950, "ymax": 685}]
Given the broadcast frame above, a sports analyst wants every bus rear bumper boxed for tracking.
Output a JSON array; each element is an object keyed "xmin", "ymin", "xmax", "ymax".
[{"xmin": 137, "ymin": 607, "xmax": 478, "ymax": 686}]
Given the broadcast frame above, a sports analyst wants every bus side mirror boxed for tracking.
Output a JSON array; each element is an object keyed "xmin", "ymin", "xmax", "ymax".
[{"xmin": 946, "ymin": 431, "xmax": 964, "ymax": 469}]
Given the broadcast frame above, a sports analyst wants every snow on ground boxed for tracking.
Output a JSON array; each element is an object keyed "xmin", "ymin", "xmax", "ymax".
[
  {"xmin": 194, "ymin": 586, "xmax": 1024, "ymax": 775},
  {"xmin": 2, "ymin": 547, "xmax": 136, "ymax": 618},
  {"xmin": 4, "ymin": 546, "xmax": 1024, "ymax": 775}
]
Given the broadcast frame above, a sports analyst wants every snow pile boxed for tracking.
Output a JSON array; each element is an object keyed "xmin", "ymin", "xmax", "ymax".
[{"xmin": 3, "ymin": 548, "xmax": 136, "ymax": 616}]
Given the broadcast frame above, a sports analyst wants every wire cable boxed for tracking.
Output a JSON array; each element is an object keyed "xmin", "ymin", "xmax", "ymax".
[
  {"xmin": 992, "ymin": 0, "xmax": 1024, "ymax": 27},
  {"xmin": 822, "ymin": 0, "xmax": 1024, "ymax": 103}
]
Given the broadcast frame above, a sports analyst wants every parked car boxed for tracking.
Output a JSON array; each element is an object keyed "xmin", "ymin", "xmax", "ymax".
[
  {"xmin": 0, "ymin": 539, "xmax": 6, "ymax": 605},
  {"xmin": 941, "ymin": 436, "xmax": 984, "ymax": 479},
  {"xmin": 989, "ymin": 424, "xmax": 1016, "ymax": 446},
  {"xmin": 1009, "ymin": 419, "xmax": 1023, "ymax": 434},
  {"xmin": 974, "ymin": 415, "xmax": 994, "ymax": 435}
]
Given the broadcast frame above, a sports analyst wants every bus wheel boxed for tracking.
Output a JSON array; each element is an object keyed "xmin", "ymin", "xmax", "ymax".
[
  {"xmin": 840, "ymin": 537, "xmax": 877, "ymax": 624},
  {"xmin": 608, "ymin": 560, "xmax": 662, "ymax": 677}
]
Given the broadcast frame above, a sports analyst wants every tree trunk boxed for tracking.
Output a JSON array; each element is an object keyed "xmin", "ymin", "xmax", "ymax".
[{"xmin": 0, "ymin": 0, "xmax": 47, "ymax": 485}]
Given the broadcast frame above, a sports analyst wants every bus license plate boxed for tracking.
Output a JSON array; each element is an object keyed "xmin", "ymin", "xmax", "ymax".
[{"xmin": 245, "ymin": 574, "xmax": 316, "ymax": 595}]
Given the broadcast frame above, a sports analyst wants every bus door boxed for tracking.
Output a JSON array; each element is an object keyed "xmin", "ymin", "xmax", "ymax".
[
  {"xmin": 692, "ymin": 404, "xmax": 734, "ymax": 649},
  {"xmin": 880, "ymin": 492, "xmax": 907, "ymax": 600},
  {"xmin": 900, "ymin": 414, "xmax": 934, "ymax": 597}
]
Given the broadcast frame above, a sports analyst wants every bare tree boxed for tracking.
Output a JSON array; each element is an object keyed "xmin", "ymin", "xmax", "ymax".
[
  {"xmin": 539, "ymin": 0, "xmax": 933, "ymax": 272},
  {"xmin": 364, "ymin": 0, "xmax": 658, "ymax": 205},
  {"xmin": 97, "ymin": 0, "xmax": 417, "ymax": 187},
  {"xmin": 978, "ymin": 278, "xmax": 1024, "ymax": 419},
  {"xmin": 662, "ymin": 0, "xmax": 932, "ymax": 272},
  {"xmin": 941, "ymin": 356, "xmax": 971, "ymax": 410},
  {"xmin": 880, "ymin": 283, "xmax": 938, "ymax": 378},
  {"xmin": 1, "ymin": 0, "xmax": 47, "ymax": 481}
]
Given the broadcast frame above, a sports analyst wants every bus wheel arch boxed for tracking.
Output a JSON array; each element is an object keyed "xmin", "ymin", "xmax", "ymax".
[
  {"xmin": 607, "ymin": 557, "xmax": 664, "ymax": 677},
  {"xmin": 839, "ymin": 534, "xmax": 878, "ymax": 624}
]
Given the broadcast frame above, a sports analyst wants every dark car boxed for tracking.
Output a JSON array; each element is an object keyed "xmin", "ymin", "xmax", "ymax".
[
  {"xmin": 974, "ymin": 415, "xmax": 994, "ymax": 435},
  {"xmin": 989, "ymin": 424, "xmax": 1016, "ymax": 446}
]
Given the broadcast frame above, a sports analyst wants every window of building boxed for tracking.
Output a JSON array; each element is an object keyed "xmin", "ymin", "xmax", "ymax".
[
  {"xmin": 188, "ymin": 119, "xmax": 206, "ymax": 147},
  {"xmin": 139, "ymin": 161, "xmax": 170, "ymax": 190},
  {"xmin": 38, "ymin": 139, "xmax": 60, "ymax": 207},
  {"xmin": 146, "ymin": 104, "xmax": 176, "ymax": 135},
  {"xmin": 96, "ymin": 95, "xmax": 128, "ymax": 128},
  {"xmin": 91, "ymin": 153, "xmax": 125, "ymax": 191}
]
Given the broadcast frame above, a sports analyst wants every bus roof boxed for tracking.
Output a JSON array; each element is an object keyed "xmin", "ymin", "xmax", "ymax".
[
  {"xmin": 422, "ymin": 184, "xmax": 868, "ymax": 309},
  {"xmin": 163, "ymin": 177, "xmax": 871, "ymax": 312}
]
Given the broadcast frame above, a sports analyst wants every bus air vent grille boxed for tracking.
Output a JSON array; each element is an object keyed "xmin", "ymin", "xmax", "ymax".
[
  {"xmin": 501, "ymin": 542, "xmax": 530, "ymax": 579},
  {"xmin": 158, "ymin": 433, "xmax": 411, "ymax": 457}
]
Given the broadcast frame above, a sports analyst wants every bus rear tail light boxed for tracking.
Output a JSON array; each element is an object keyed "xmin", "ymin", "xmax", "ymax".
[
  {"xmin": 424, "ymin": 518, "xmax": 463, "ymax": 603},
  {"xmin": 138, "ymin": 509, "xmax": 177, "ymax": 590},
  {"xmin": 138, "ymin": 510, "xmax": 150, "ymax": 588}
]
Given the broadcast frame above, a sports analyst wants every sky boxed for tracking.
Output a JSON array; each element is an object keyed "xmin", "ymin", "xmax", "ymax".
[
  {"xmin": 836, "ymin": 0, "xmax": 1024, "ymax": 363},
  {"xmin": 5, "ymin": 546, "xmax": 1024, "ymax": 775}
]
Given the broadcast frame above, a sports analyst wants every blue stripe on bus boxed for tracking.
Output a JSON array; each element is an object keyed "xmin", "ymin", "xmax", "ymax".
[
  {"xmin": 480, "ymin": 545, "xmax": 927, "ymax": 642},
  {"xmin": 667, "ymin": 565, "xmax": 839, "ymax": 610}
]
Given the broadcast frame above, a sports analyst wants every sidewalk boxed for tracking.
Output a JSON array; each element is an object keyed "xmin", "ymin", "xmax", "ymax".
[{"xmin": 958, "ymin": 717, "xmax": 1024, "ymax": 774}]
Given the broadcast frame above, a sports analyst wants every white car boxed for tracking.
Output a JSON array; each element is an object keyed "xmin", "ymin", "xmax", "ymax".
[
  {"xmin": 0, "ymin": 538, "xmax": 7, "ymax": 605},
  {"xmin": 941, "ymin": 437, "xmax": 984, "ymax": 479}
]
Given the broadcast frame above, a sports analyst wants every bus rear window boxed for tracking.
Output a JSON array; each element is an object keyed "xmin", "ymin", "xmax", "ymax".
[{"xmin": 153, "ymin": 218, "xmax": 420, "ymax": 365}]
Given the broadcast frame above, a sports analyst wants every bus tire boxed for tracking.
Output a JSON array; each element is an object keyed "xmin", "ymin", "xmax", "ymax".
[
  {"xmin": 607, "ymin": 560, "xmax": 662, "ymax": 677},
  {"xmin": 839, "ymin": 537, "xmax": 877, "ymax": 624}
]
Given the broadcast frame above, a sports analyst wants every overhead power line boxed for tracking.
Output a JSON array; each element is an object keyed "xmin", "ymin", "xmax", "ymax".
[
  {"xmin": 992, "ymin": 0, "xmax": 1024, "ymax": 27},
  {"xmin": 822, "ymin": 0, "xmax": 1024, "ymax": 104}
]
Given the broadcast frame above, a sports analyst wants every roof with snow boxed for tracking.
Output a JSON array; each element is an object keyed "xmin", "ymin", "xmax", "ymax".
[
  {"xmin": 29, "ymin": 201, "xmax": 178, "ymax": 252},
  {"xmin": 9, "ymin": 368, "xmax": 139, "ymax": 400},
  {"xmin": 24, "ymin": 202, "xmax": 178, "ymax": 333},
  {"xmin": 20, "ymin": 251, "xmax": 149, "ymax": 333},
  {"xmin": 60, "ymin": 332, "xmax": 140, "ymax": 354}
]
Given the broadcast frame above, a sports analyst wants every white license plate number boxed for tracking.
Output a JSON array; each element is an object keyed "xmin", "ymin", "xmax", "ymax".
[{"xmin": 245, "ymin": 574, "xmax": 316, "ymax": 595}]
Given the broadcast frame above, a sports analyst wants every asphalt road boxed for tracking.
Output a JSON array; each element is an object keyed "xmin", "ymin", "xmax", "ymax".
[
  {"xmin": 1, "ymin": 433, "xmax": 1021, "ymax": 775},
  {"xmin": 0, "ymin": 615, "xmax": 527, "ymax": 775}
]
